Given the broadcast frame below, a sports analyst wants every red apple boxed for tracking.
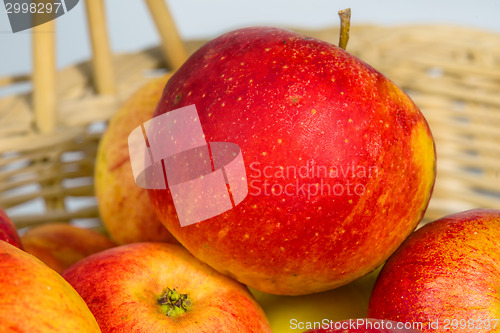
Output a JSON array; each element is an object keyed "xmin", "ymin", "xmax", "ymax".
[
  {"xmin": 147, "ymin": 27, "xmax": 436, "ymax": 295},
  {"xmin": 21, "ymin": 223, "xmax": 117, "ymax": 273},
  {"xmin": 0, "ymin": 241, "xmax": 101, "ymax": 332},
  {"xmin": 303, "ymin": 319, "xmax": 423, "ymax": 332},
  {"xmin": 62, "ymin": 242, "xmax": 272, "ymax": 332},
  {"xmin": 0, "ymin": 205, "xmax": 23, "ymax": 249},
  {"xmin": 368, "ymin": 209, "xmax": 500, "ymax": 332}
]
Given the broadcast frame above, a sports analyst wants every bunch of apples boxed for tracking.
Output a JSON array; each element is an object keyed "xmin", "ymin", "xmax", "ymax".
[{"xmin": 1, "ymin": 21, "xmax": 499, "ymax": 333}]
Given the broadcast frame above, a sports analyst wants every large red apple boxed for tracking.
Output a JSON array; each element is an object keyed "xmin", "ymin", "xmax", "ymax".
[
  {"xmin": 148, "ymin": 27, "xmax": 436, "ymax": 295},
  {"xmin": 0, "ymin": 205, "xmax": 23, "ymax": 249},
  {"xmin": 303, "ymin": 319, "xmax": 423, "ymax": 332},
  {"xmin": 368, "ymin": 209, "xmax": 500, "ymax": 332},
  {"xmin": 0, "ymin": 241, "xmax": 101, "ymax": 332},
  {"xmin": 62, "ymin": 242, "xmax": 272, "ymax": 332}
]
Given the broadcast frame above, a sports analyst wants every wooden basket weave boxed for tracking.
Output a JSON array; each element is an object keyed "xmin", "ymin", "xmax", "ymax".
[{"xmin": 1, "ymin": 2, "xmax": 499, "ymax": 230}]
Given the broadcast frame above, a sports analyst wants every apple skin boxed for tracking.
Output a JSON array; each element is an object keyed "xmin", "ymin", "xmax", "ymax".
[
  {"xmin": 62, "ymin": 242, "xmax": 272, "ymax": 333},
  {"xmin": 368, "ymin": 209, "xmax": 500, "ymax": 332},
  {"xmin": 148, "ymin": 27, "xmax": 436, "ymax": 295},
  {"xmin": 0, "ymin": 206, "xmax": 23, "ymax": 249},
  {"xmin": 303, "ymin": 319, "xmax": 423, "ymax": 332},
  {"xmin": 95, "ymin": 74, "xmax": 178, "ymax": 245},
  {"xmin": 0, "ymin": 241, "xmax": 101, "ymax": 332},
  {"xmin": 21, "ymin": 223, "xmax": 117, "ymax": 273}
]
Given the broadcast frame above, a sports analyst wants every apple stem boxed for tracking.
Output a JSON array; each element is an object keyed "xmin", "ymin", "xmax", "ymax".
[
  {"xmin": 158, "ymin": 288, "xmax": 192, "ymax": 317},
  {"xmin": 338, "ymin": 8, "xmax": 351, "ymax": 50}
]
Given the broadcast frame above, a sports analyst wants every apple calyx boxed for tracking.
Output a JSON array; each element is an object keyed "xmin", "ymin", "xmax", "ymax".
[{"xmin": 158, "ymin": 288, "xmax": 192, "ymax": 317}]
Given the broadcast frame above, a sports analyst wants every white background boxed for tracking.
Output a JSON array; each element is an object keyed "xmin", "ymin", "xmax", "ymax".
[{"xmin": 1, "ymin": 0, "xmax": 500, "ymax": 82}]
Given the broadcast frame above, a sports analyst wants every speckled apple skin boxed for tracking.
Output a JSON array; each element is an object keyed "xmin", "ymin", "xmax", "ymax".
[
  {"xmin": 148, "ymin": 27, "xmax": 436, "ymax": 295},
  {"xmin": 369, "ymin": 209, "xmax": 500, "ymax": 332},
  {"xmin": 62, "ymin": 242, "xmax": 272, "ymax": 333},
  {"xmin": 0, "ymin": 206, "xmax": 23, "ymax": 249},
  {"xmin": 0, "ymin": 241, "xmax": 101, "ymax": 332}
]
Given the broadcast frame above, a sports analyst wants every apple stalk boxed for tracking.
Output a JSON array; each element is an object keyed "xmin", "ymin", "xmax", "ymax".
[{"xmin": 338, "ymin": 8, "xmax": 351, "ymax": 50}]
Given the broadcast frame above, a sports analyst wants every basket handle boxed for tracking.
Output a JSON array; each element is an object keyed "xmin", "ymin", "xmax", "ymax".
[
  {"xmin": 33, "ymin": 19, "xmax": 56, "ymax": 134},
  {"xmin": 32, "ymin": 0, "xmax": 116, "ymax": 134},
  {"xmin": 85, "ymin": 0, "xmax": 117, "ymax": 95},
  {"xmin": 145, "ymin": 0, "xmax": 188, "ymax": 69},
  {"xmin": 32, "ymin": 0, "xmax": 185, "ymax": 134}
]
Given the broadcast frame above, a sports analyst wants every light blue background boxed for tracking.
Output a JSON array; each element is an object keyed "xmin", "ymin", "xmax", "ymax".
[{"xmin": 1, "ymin": 0, "xmax": 500, "ymax": 80}]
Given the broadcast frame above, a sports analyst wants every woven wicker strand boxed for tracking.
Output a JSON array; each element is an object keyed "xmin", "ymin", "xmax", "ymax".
[{"xmin": 0, "ymin": 20, "xmax": 499, "ymax": 228}]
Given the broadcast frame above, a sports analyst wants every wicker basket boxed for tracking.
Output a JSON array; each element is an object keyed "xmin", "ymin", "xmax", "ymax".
[{"xmin": 1, "ymin": 2, "xmax": 499, "ymax": 231}]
